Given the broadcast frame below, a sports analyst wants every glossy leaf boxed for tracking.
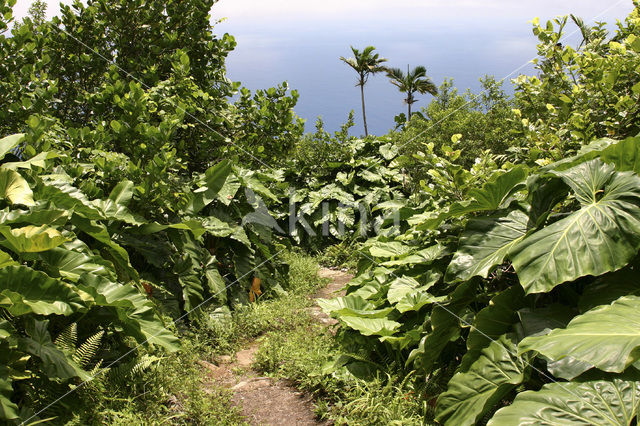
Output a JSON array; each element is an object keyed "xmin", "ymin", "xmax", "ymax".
[
  {"xmin": 0, "ymin": 265, "xmax": 85, "ymax": 316},
  {"xmin": 447, "ymin": 209, "xmax": 529, "ymax": 282},
  {"xmin": 488, "ymin": 375, "xmax": 640, "ymax": 425},
  {"xmin": 519, "ymin": 296, "xmax": 640, "ymax": 373},
  {"xmin": 0, "ymin": 225, "xmax": 68, "ymax": 253},
  {"xmin": 512, "ymin": 160, "xmax": 640, "ymax": 294},
  {"xmin": 436, "ymin": 335, "xmax": 529, "ymax": 426},
  {"xmin": 0, "ymin": 134, "xmax": 24, "ymax": 161},
  {"xmin": 0, "ymin": 168, "xmax": 34, "ymax": 206}
]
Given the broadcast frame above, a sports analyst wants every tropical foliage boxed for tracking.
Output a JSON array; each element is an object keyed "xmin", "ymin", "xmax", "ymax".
[
  {"xmin": 2, "ymin": 0, "xmax": 640, "ymax": 423},
  {"xmin": 320, "ymin": 5, "xmax": 640, "ymax": 425}
]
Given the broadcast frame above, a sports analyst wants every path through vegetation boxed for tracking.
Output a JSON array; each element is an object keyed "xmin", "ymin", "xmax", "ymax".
[{"xmin": 199, "ymin": 268, "xmax": 352, "ymax": 425}]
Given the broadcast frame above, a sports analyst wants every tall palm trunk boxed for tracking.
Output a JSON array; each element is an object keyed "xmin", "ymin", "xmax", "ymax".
[
  {"xmin": 408, "ymin": 101, "xmax": 411, "ymax": 120},
  {"xmin": 360, "ymin": 83, "xmax": 368, "ymax": 136}
]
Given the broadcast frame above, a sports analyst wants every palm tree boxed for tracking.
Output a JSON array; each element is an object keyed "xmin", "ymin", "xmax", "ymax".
[
  {"xmin": 340, "ymin": 46, "xmax": 387, "ymax": 136},
  {"xmin": 387, "ymin": 65, "xmax": 438, "ymax": 119}
]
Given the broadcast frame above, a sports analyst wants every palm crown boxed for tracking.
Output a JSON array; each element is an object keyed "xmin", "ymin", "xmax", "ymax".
[
  {"xmin": 340, "ymin": 46, "xmax": 387, "ymax": 136},
  {"xmin": 387, "ymin": 65, "xmax": 437, "ymax": 119}
]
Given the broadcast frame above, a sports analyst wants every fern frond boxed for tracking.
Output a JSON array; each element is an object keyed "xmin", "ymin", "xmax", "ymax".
[
  {"xmin": 108, "ymin": 355, "xmax": 162, "ymax": 386},
  {"xmin": 73, "ymin": 330, "xmax": 104, "ymax": 368},
  {"xmin": 54, "ymin": 323, "xmax": 77, "ymax": 353}
]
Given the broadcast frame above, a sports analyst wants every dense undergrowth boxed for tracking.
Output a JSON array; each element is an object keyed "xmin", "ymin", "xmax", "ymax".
[{"xmin": 2, "ymin": 0, "xmax": 640, "ymax": 424}]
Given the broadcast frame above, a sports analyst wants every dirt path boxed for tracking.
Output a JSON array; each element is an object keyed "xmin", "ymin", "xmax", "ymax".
[{"xmin": 200, "ymin": 267, "xmax": 352, "ymax": 426}]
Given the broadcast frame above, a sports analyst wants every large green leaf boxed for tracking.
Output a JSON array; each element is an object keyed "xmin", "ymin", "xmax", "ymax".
[
  {"xmin": 600, "ymin": 135, "xmax": 640, "ymax": 174},
  {"xmin": 436, "ymin": 335, "xmax": 529, "ymax": 426},
  {"xmin": 519, "ymin": 296, "xmax": 640, "ymax": 373},
  {"xmin": 0, "ymin": 367, "xmax": 18, "ymax": 420},
  {"xmin": 0, "ymin": 249, "xmax": 17, "ymax": 268},
  {"xmin": 70, "ymin": 215, "xmax": 138, "ymax": 281},
  {"xmin": 446, "ymin": 209, "xmax": 529, "ymax": 282},
  {"xmin": 338, "ymin": 316, "xmax": 401, "ymax": 337},
  {"xmin": 488, "ymin": 374, "xmax": 640, "ymax": 425},
  {"xmin": 205, "ymin": 256, "xmax": 227, "ymax": 304},
  {"xmin": 0, "ymin": 134, "xmax": 24, "ymax": 161},
  {"xmin": 0, "ymin": 168, "xmax": 34, "ymax": 206},
  {"xmin": 39, "ymin": 247, "xmax": 116, "ymax": 281},
  {"xmin": 18, "ymin": 319, "xmax": 88, "ymax": 380},
  {"xmin": 409, "ymin": 280, "xmax": 477, "ymax": 371},
  {"xmin": 0, "ymin": 225, "xmax": 68, "ymax": 253},
  {"xmin": 90, "ymin": 180, "xmax": 144, "ymax": 225},
  {"xmin": 38, "ymin": 179, "xmax": 104, "ymax": 219},
  {"xmin": 380, "ymin": 244, "xmax": 445, "ymax": 267},
  {"xmin": 462, "ymin": 286, "xmax": 525, "ymax": 370},
  {"xmin": 1, "ymin": 150, "xmax": 59, "ymax": 170},
  {"xmin": 187, "ymin": 160, "xmax": 232, "ymax": 214},
  {"xmin": 0, "ymin": 265, "xmax": 85, "ymax": 316},
  {"xmin": 419, "ymin": 166, "xmax": 527, "ymax": 230},
  {"xmin": 108, "ymin": 180, "xmax": 134, "ymax": 205},
  {"xmin": 0, "ymin": 205, "xmax": 70, "ymax": 226},
  {"xmin": 511, "ymin": 160, "xmax": 640, "ymax": 294},
  {"xmin": 78, "ymin": 274, "xmax": 179, "ymax": 352},
  {"xmin": 319, "ymin": 294, "xmax": 394, "ymax": 319}
]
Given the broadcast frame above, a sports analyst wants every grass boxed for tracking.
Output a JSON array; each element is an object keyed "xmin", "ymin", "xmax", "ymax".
[{"xmin": 58, "ymin": 250, "xmax": 429, "ymax": 425}]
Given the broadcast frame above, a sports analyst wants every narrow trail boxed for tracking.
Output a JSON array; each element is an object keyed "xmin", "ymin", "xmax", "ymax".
[{"xmin": 199, "ymin": 268, "xmax": 353, "ymax": 425}]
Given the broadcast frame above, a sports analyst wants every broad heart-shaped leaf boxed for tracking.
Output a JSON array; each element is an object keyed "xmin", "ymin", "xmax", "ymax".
[
  {"xmin": 419, "ymin": 166, "xmax": 527, "ymax": 230},
  {"xmin": 380, "ymin": 244, "xmax": 445, "ymax": 267},
  {"xmin": 446, "ymin": 209, "xmax": 529, "ymax": 282},
  {"xmin": 0, "ymin": 225, "xmax": 68, "ymax": 253},
  {"xmin": 467, "ymin": 165, "xmax": 528, "ymax": 210},
  {"xmin": 409, "ymin": 280, "xmax": 477, "ymax": 371},
  {"xmin": 18, "ymin": 319, "xmax": 88, "ymax": 380},
  {"xmin": 1, "ymin": 150, "xmax": 59, "ymax": 170},
  {"xmin": 461, "ymin": 286, "xmax": 525, "ymax": 371},
  {"xmin": 39, "ymin": 247, "xmax": 116, "ymax": 282},
  {"xmin": 78, "ymin": 274, "xmax": 179, "ymax": 352},
  {"xmin": 0, "ymin": 372, "xmax": 18, "ymax": 420},
  {"xmin": 364, "ymin": 240, "xmax": 411, "ymax": 258},
  {"xmin": 205, "ymin": 256, "xmax": 227, "ymax": 304},
  {"xmin": 338, "ymin": 316, "xmax": 401, "ymax": 337},
  {"xmin": 186, "ymin": 160, "xmax": 233, "ymax": 214},
  {"xmin": 0, "ymin": 134, "xmax": 24, "ymax": 161},
  {"xmin": 318, "ymin": 294, "xmax": 394, "ymax": 318},
  {"xmin": 600, "ymin": 135, "xmax": 640, "ymax": 174},
  {"xmin": 0, "ymin": 168, "xmax": 34, "ymax": 206},
  {"xmin": 0, "ymin": 249, "xmax": 17, "ymax": 268},
  {"xmin": 91, "ymin": 197, "xmax": 145, "ymax": 225},
  {"xmin": 91, "ymin": 180, "xmax": 144, "ymax": 225},
  {"xmin": 436, "ymin": 335, "xmax": 530, "ymax": 426},
  {"xmin": 0, "ymin": 205, "xmax": 70, "ymax": 226},
  {"xmin": 518, "ymin": 296, "xmax": 640, "ymax": 373},
  {"xmin": 108, "ymin": 180, "xmax": 134, "ymax": 205},
  {"xmin": 70, "ymin": 215, "xmax": 138, "ymax": 281},
  {"xmin": 0, "ymin": 265, "xmax": 85, "ymax": 316},
  {"xmin": 488, "ymin": 374, "xmax": 640, "ymax": 425},
  {"xmin": 38, "ymin": 179, "xmax": 105, "ymax": 219},
  {"xmin": 578, "ymin": 267, "xmax": 640, "ymax": 313},
  {"xmin": 511, "ymin": 160, "xmax": 640, "ymax": 294}
]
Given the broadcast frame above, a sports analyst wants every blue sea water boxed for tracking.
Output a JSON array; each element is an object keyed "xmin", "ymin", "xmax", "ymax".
[{"xmin": 214, "ymin": 1, "xmax": 632, "ymax": 136}]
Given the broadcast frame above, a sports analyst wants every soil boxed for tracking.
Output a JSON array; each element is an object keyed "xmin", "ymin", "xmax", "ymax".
[{"xmin": 201, "ymin": 267, "xmax": 352, "ymax": 426}]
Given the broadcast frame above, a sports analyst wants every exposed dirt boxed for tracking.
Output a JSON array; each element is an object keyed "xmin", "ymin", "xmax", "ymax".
[{"xmin": 201, "ymin": 268, "xmax": 352, "ymax": 426}]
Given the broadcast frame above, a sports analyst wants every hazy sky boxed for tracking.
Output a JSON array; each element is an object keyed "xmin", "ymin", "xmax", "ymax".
[{"xmin": 12, "ymin": 0, "xmax": 636, "ymax": 135}]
